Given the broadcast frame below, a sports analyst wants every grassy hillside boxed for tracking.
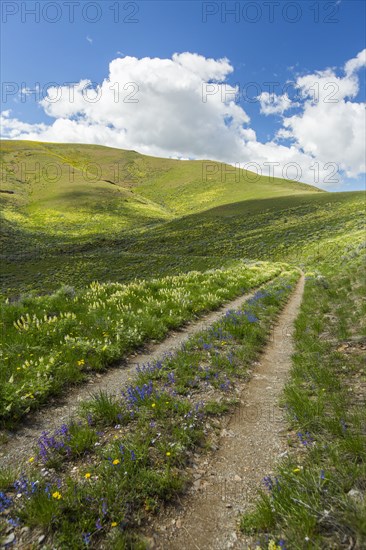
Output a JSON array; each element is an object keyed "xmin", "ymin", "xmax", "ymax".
[
  {"xmin": 1, "ymin": 188, "xmax": 363, "ymax": 298},
  {"xmin": 0, "ymin": 140, "xmax": 322, "ymax": 255},
  {"xmin": 0, "ymin": 141, "xmax": 365, "ymax": 549},
  {"xmin": 0, "ymin": 141, "xmax": 363, "ymax": 301},
  {"xmin": 122, "ymin": 191, "xmax": 364, "ymax": 262}
]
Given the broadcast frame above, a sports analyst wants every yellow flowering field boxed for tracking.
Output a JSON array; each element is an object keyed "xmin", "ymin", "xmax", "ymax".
[{"xmin": 0, "ymin": 261, "xmax": 284, "ymax": 426}]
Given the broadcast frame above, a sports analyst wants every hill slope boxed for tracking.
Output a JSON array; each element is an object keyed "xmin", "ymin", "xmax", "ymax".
[{"xmin": 0, "ymin": 140, "xmax": 323, "ymax": 250}]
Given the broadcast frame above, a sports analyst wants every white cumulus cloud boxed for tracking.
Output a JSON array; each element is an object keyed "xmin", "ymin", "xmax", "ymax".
[
  {"xmin": 344, "ymin": 48, "xmax": 366, "ymax": 76},
  {"xmin": 258, "ymin": 92, "xmax": 293, "ymax": 115},
  {"xmin": 283, "ymin": 53, "xmax": 366, "ymax": 178},
  {"xmin": 1, "ymin": 50, "xmax": 365, "ymax": 187}
]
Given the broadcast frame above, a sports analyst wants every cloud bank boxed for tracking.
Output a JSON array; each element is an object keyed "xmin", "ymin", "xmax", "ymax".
[{"xmin": 1, "ymin": 50, "xmax": 365, "ymax": 187}]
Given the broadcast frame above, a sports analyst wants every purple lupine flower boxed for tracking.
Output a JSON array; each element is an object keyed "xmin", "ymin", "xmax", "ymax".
[
  {"xmin": 0, "ymin": 492, "xmax": 13, "ymax": 512},
  {"xmin": 82, "ymin": 533, "xmax": 91, "ymax": 545},
  {"xmin": 263, "ymin": 476, "xmax": 274, "ymax": 491}
]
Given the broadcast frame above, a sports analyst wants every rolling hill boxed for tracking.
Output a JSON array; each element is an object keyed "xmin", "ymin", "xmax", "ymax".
[
  {"xmin": 1, "ymin": 140, "xmax": 364, "ymax": 299},
  {"xmin": 0, "ymin": 140, "xmax": 322, "ymax": 248},
  {"xmin": 0, "ymin": 141, "xmax": 365, "ymax": 550}
]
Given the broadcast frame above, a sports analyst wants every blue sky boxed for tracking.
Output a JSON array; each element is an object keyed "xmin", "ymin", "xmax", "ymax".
[{"xmin": 1, "ymin": 0, "xmax": 365, "ymax": 190}]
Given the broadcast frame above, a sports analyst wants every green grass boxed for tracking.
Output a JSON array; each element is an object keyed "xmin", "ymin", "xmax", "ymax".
[
  {"xmin": 0, "ymin": 271, "xmax": 299, "ymax": 549},
  {"xmin": 1, "ymin": 140, "xmax": 321, "ymax": 276},
  {"xmin": 240, "ymin": 240, "xmax": 366, "ymax": 549},
  {"xmin": 1, "ymin": 181, "xmax": 362, "ymax": 298},
  {"xmin": 0, "ymin": 261, "xmax": 282, "ymax": 427},
  {"xmin": 0, "ymin": 140, "xmax": 365, "ymax": 548}
]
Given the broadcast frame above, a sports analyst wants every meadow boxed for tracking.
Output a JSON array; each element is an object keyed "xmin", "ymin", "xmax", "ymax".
[
  {"xmin": 241, "ymin": 236, "xmax": 366, "ymax": 549},
  {"xmin": 0, "ymin": 270, "xmax": 300, "ymax": 549},
  {"xmin": 0, "ymin": 141, "xmax": 365, "ymax": 549},
  {"xmin": 0, "ymin": 261, "xmax": 283, "ymax": 426}
]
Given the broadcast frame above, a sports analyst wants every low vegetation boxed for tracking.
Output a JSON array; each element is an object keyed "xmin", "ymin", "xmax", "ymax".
[
  {"xmin": 0, "ymin": 261, "xmax": 282, "ymax": 426},
  {"xmin": 240, "ymin": 240, "xmax": 366, "ymax": 549},
  {"xmin": 0, "ymin": 271, "xmax": 299, "ymax": 548},
  {"xmin": 1, "ymin": 141, "xmax": 365, "ymax": 549}
]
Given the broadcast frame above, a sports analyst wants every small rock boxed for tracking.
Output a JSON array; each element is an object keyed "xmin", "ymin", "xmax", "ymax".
[
  {"xmin": 38, "ymin": 535, "xmax": 46, "ymax": 544},
  {"xmin": 234, "ymin": 475, "xmax": 242, "ymax": 482},
  {"xmin": 347, "ymin": 488, "xmax": 364, "ymax": 503},
  {"xmin": 3, "ymin": 533, "xmax": 15, "ymax": 545},
  {"xmin": 176, "ymin": 518, "xmax": 182, "ymax": 529},
  {"xmin": 193, "ymin": 479, "xmax": 201, "ymax": 490},
  {"xmin": 225, "ymin": 503, "xmax": 232, "ymax": 508}
]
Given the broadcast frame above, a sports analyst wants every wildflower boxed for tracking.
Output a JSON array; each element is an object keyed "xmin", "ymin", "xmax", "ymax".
[
  {"xmin": 96, "ymin": 518, "xmax": 102, "ymax": 530},
  {"xmin": 52, "ymin": 491, "xmax": 62, "ymax": 500},
  {"xmin": 77, "ymin": 359, "xmax": 85, "ymax": 366},
  {"xmin": 82, "ymin": 533, "xmax": 91, "ymax": 545},
  {"xmin": 28, "ymin": 457, "xmax": 35, "ymax": 463},
  {"xmin": 84, "ymin": 473, "xmax": 91, "ymax": 479},
  {"xmin": 0, "ymin": 492, "xmax": 13, "ymax": 512},
  {"xmin": 263, "ymin": 476, "xmax": 273, "ymax": 491},
  {"xmin": 292, "ymin": 468, "xmax": 301, "ymax": 473},
  {"xmin": 297, "ymin": 432, "xmax": 314, "ymax": 446},
  {"xmin": 111, "ymin": 521, "xmax": 118, "ymax": 527},
  {"xmin": 320, "ymin": 470, "xmax": 325, "ymax": 480},
  {"xmin": 166, "ymin": 451, "xmax": 171, "ymax": 457},
  {"xmin": 112, "ymin": 459, "xmax": 120, "ymax": 465},
  {"xmin": 151, "ymin": 403, "xmax": 156, "ymax": 408}
]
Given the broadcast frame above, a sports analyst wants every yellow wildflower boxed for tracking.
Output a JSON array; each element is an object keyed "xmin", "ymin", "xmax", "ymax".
[
  {"xmin": 112, "ymin": 459, "xmax": 120, "ymax": 465},
  {"xmin": 84, "ymin": 473, "xmax": 91, "ymax": 479},
  {"xmin": 151, "ymin": 403, "xmax": 156, "ymax": 408},
  {"xmin": 28, "ymin": 457, "xmax": 35, "ymax": 463},
  {"xmin": 166, "ymin": 451, "xmax": 171, "ymax": 457},
  {"xmin": 293, "ymin": 468, "xmax": 301, "ymax": 473},
  {"xmin": 111, "ymin": 522, "xmax": 118, "ymax": 527},
  {"xmin": 52, "ymin": 491, "xmax": 62, "ymax": 500}
]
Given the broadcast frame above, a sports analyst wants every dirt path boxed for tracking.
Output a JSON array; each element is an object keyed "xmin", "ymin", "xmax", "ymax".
[
  {"xmin": 147, "ymin": 273, "xmax": 305, "ymax": 550},
  {"xmin": 0, "ymin": 285, "xmax": 270, "ymax": 469}
]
